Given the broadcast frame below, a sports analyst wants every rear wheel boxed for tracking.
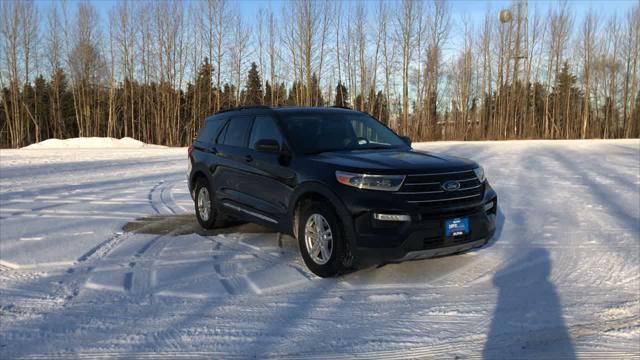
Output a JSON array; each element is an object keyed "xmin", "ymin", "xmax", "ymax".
[
  {"xmin": 194, "ymin": 177, "xmax": 218, "ymax": 229},
  {"xmin": 298, "ymin": 202, "xmax": 346, "ymax": 277}
]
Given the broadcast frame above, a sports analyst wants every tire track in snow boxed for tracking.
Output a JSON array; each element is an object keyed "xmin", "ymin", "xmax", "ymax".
[
  {"xmin": 148, "ymin": 177, "xmax": 186, "ymax": 215},
  {"xmin": 77, "ymin": 232, "xmax": 129, "ymax": 263},
  {"xmin": 159, "ymin": 180, "xmax": 184, "ymax": 214},
  {"xmin": 69, "ymin": 178, "xmax": 193, "ymax": 298},
  {"xmin": 147, "ymin": 181, "xmax": 164, "ymax": 214}
]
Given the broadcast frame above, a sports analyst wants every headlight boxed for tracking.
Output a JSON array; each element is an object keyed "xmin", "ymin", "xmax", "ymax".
[
  {"xmin": 473, "ymin": 166, "xmax": 486, "ymax": 183},
  {"xmin": 335, "ymin": 171, "xmax": 405, "ymax": 191}
]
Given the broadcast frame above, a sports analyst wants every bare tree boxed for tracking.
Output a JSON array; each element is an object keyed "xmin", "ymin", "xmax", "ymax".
[
  {"xmin": 256, "ymin": 8, "xmax": 266, "ymax": 105},
  {"xmin": 424, "ymin": 0, "xmax": 451, "ymax": 138},
  {"xmin": 354, "ymin": 3, "xmax": 367, "ymax": 110},
  {"xmin": 524, "ymin": 5, "xmax": 545, "ymax": 138},
  {"xmin": 0, "ymin": 1, "xmax": 23, "ymax": 147},
  {"xmin": 228, "ymin": 11, "xmax": 250, "ymax": 107},
  {"xmin": 267, "ymin": 9, "xmax": 279, "ymax": 106},
  {"xmin": 477, "ymin": 5, "xmax": 493, "ymax": 139},
  {"xmin": 546, "ymin": 1, "xmax": 573, "ymax": 138},
  {"xmin": 212, "ymin": 0, "xmax": 230, "ymax": 111},
  {"xmin": 1, "ymin": 0, "xmax": 638, "ymax": 148},
  {"xmin": 449, "ymin": 16, "xmax": 474, "ymax": 140},
  {"xmin": 395, "ymin": 0, "xmax": 417, "ymax": 134},
  {"xmin": 368, "ymin": 0, "xmax": 385, "ymax": 116},
  {"xmin": 577, "ymin": 9, "xmax": 598, "ymax": 138},
  {"xmin": 44, "ymin": 4, "xmax": 65, "ymax": 138},
  {"xmin": 68, "ymin": 2, "xmax": 103, "ymax": 137},
  {"xmin": 153, "ymin": 0, "xmax": 186, "ymax": 144},
  {"xmin": 379, "ymin": 0, "xmax": 396, "ymax": 127},
  {"xmin": 621, "ymin": 3, "xmax": 639, "ymax": 137}
]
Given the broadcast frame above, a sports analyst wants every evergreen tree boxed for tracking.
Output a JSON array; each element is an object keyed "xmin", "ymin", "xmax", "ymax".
[
  {"xmin": 373, "ymin": 90, "xmax": 390, "ymax": 125},
  {"xmin": 334, "ymin": 81, "xmax": 349, "ymax": 108},
  {"xmin": 196, "ymin": 58, "xmax": 213, "ymax": 109},
  {"xmin": 366, "ymin": 88, "xmax": 376, "ymax": 112},
  {"xmin": 244, "ymin": 62, "xmax": 263, "ymax": 106},
  {"xmin": 264, "ymin": 80, "xmax": 272, "ymax": 106},
  {"xmin": 21, "ymin": 83, "xmax": 37, "ymax": 142},
  {"xmin": 276, "ymin": 82, "xmax": 287, "ymax": 106},
  {"xmin": 288, "ymin": 81, "xmax": 300, "ymax": 106},
  {"xmin": 220, "ymin": 83, "xmax": 236, "ymax": 110},
  {"xmin": 310, "ymin": 73, "xmax": 323, "ymax": 106},
  {"xmin": 33, "ymin": 75, "xmax": 50, "ymax": 140},
  {"xmin": 632, "ymin": 92, "xmax": 640, "ymax": 137},
  {"xmin": 530, "ymin": 82, "xmax": 547, "ymax": 137},
  {"xmin": 355, "ymin": 94, "xmax": 364, "ymax": 111},
  {"xmin": 550, "ymin": 62, "xmax": 582, "ymax": 138},
  {"xmin": 186, "ymin": 59, "xmax": 214, "ymax": 139}
]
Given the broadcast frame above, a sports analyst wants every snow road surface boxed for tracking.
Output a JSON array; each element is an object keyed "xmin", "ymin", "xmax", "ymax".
[{"xmin": 1, "ymin": 139, "xmax": 638, "ymax": 358}]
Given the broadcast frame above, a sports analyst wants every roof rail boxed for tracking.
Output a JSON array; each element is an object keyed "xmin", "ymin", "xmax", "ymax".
[
  {"xmin": 214, "ymin": 105, "xmax": 272, "ymax": 115},
  {"xmin": 330, "ymin": 105, "xmax": 372, "ymax": 116}
]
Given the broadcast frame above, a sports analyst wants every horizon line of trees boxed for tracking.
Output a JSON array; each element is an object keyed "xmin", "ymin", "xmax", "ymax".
[{"xmin": 1, "ymin": 0, "xmax": 638, "ymax": 148}]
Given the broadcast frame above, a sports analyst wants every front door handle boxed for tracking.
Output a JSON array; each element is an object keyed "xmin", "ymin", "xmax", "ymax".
[{"xmin": 245, "ymin": 155, "xmax": 253, "ymax": 162}]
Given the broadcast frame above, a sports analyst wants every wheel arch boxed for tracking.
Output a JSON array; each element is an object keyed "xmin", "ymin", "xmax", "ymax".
[
  {"xmin": 189, "ymin": 169, "xmax": 208, "ymax": 198},
  {"xmin": 287, "ymin": 182, "xmax": 355, "ymax": 248}
]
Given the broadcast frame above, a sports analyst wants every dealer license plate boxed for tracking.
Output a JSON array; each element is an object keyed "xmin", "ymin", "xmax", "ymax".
[{"xmin": 445, "ymin": 217, "xmax": 469, "ymax": 237}]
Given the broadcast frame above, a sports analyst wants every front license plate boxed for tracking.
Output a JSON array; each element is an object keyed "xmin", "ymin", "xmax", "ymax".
[{"xmin": 445, "ymin": 217, "xmax": 469, "ymax": 237}]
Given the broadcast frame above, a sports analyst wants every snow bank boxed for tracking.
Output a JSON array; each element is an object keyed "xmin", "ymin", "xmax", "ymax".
[{"xmin": 22, "ymin": 137, "xmax": 165, "ymax": 149}]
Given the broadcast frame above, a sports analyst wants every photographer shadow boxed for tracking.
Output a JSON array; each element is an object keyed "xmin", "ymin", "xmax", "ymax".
[{"xmin": 483, "ymin": 248, "xmax": 575, "ymax": 359}]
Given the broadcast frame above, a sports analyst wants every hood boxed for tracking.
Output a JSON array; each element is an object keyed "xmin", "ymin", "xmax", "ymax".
[{"xmin": 308, "ymin": 149, "xmax": 477, "ymax": 174}]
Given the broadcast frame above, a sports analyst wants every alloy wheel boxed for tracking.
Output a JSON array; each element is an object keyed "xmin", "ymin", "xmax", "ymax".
[
  {"xmin": 304, "ymin": 213, "xmax": 333, "ymax": 265},
  {"xmin": 197, "ymin": 187, "xmax": 211, "ymax": 221}
]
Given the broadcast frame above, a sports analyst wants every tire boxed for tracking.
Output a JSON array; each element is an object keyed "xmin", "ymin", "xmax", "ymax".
[
  {"xmin": 194, "ymin": 177, "xmax": 218, "ymax": 229},
  {"xmin": 297, "ymin": 201, "xmax": 346, "ymax": 277}
]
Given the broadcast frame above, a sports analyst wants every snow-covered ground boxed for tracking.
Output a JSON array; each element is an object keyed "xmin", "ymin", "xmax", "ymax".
[{"xmin": 0, "ymin": 139, "xmax": 638, "ymax": 358}]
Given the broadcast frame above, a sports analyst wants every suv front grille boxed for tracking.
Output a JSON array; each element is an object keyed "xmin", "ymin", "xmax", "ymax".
[{"xmin": 395, "ymin": 170, "xmax": 484, "ymax": 207}]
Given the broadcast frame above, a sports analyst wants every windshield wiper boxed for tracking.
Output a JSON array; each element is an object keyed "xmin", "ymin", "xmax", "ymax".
[
  {"xmin": 304, "ymin": 148, "xmax": 342, "ymax": 155},
  {"xmin": 358, "ymin": 145, "xmax": 398, "ymax": 150},
  {"xmin": 305, "ymin": 145, "xmax": 399, "ymax": 155}
]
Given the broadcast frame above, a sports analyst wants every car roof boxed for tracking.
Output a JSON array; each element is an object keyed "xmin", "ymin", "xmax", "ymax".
[
  {"xmin": 204, "ymin": 106, "xmax": 366, "ymax": 123},
  {"xmin": 272, "ymin": 106, "xmax": 359, "ymax": 115}
]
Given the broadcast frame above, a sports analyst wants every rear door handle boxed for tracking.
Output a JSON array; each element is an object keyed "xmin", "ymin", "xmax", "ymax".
[
  {"xmin": 205, "ymin": 147, "xmax": 217, "ymax": 154},
  {"xmin": 245, "ymin": 155, "xmax": 253, "ymax": 162}
]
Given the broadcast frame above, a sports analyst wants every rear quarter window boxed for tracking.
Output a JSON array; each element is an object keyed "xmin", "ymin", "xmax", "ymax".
[{"xmin": 196, "ymin": 119, "xmax": 224, "ymax": 143}]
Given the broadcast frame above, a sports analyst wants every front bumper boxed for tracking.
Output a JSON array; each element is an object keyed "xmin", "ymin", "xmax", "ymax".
[{"xmin": 341, "ymin": 183, "xmax": 497, "ymax": 267}]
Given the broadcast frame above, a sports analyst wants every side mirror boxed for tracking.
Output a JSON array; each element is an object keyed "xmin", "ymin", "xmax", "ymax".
[
  {"xmin": 400, "ymin": 136, "xmax": 412, "ymax": 146},
  {"xmin": 254, "ymin": 139, "xmax": 280, "ymax": 153}
]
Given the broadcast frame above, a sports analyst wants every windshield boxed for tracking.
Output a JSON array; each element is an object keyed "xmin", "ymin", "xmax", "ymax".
[{"xmin": 279, "ymin": 112, "xmax": 408, "ymax": 154}]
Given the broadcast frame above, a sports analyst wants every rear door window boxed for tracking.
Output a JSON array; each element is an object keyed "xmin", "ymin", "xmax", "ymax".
[
  {"xmin": 248, "ymin": 115, "xmax": 283, "ymax": 150},
  {"xmin": 218, "ymin": 116, "xmax": 252, "ymax": 147}
]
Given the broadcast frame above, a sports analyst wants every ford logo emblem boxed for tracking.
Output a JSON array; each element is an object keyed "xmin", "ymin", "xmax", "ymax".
[{"xmin": 442, "ymin": 180, "xmax": 461, "ymax": 191}]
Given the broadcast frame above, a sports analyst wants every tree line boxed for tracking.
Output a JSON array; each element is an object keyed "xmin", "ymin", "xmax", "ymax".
[{"xmin": 1, "ymin": 0, "xmax": 638, "ymax": 148}]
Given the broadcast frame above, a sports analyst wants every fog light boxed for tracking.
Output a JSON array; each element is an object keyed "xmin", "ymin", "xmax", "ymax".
[
  {"xmin": 373, "ymin": 213, "xmax": 411, "ymax": 222},
  {"xmin": 484, "ymin": 201, "xmax": 494, "ymax": 211}
]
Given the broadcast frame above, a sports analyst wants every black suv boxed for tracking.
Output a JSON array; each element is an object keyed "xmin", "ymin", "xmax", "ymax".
[{"xmin": 188, "ymin": 106, "xmax": 497, "ymax": 277}]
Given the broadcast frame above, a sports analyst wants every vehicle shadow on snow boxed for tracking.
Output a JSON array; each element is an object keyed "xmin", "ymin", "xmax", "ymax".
[
  {"xmin": 122, "ymin": 214, "xmax": 272, "ymax": 236},
  {"xmin": 124, "ymin": 209, "xmax": 508, "ymax": 284},
  {"xmin": 483, "ymin": 247, "xmax": 575, "ymax": 358}
]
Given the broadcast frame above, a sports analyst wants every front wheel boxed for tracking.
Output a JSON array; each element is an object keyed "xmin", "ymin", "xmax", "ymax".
[{"xmin": 298, "ymin": 202, "xmax": 346, "ymax": 277}]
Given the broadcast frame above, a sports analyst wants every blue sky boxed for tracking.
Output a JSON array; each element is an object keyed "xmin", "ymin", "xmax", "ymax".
[
  {"xmin": 40, "ymin": 0, "xmax": 637, "ymax": 24},
  {"xmin": 36, "ymin": 0, "xmax": 636, "ymax": 58}
]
